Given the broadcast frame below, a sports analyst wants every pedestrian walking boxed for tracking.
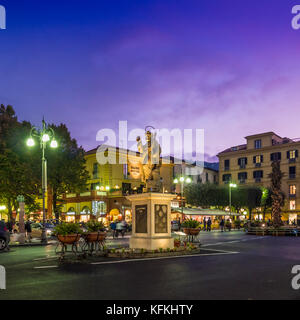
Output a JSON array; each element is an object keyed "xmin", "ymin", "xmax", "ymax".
[
  {"xmin": 203, "ymin": 218, "xmax": 207, "ymax": 231},
  {"xmin": 207, "ymin": 218, "xmax": 212, "ymax": 232},
  {"xmin": 25, "ymin": 220, "xmax": 32, "ymax": 243},
  {"xmin": 116, "ymin": 220, "xmax": 125, "ymax": 238},
  {"xmin": 110, "ymin": 221, "xmax": 117, "ymax": 238}
]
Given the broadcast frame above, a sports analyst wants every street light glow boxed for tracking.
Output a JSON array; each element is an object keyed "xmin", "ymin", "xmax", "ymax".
[
  {"xmin": 230, "ymin": 183, "xmax": 237, "ymax": 188},
  {"xmin": 26, "ymin": 137, "xmax": 35, "ymax": 147},
  {"xmin": 186, "ymin": 177, "xmax": 192, "ymax": 183},
  {"xmin": 42, "ymin": 133, "xmax": 50, "ymax": 142},
  {"xmin": 50, "ymin": 139, "xmax": 58, "ymax": 148},
  {"xmin": 105, "ymin": 186, "xmax": 110, "ymax": 191},
  {"xmin": 0, "ymin": 205, "xmax": 6, "ymax": 210},
  {"xmin": 173, "ymin": 178, "xmax": 179, "ymax": 184},
  {"xmin": 179, "ymin": 177, "xmax": 185, "ymax": 182}
]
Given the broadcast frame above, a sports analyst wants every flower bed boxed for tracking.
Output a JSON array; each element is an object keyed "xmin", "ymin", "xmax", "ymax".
[{"xmin": 105, "ymin": 244, "xmax": 200, "ymax": 259}]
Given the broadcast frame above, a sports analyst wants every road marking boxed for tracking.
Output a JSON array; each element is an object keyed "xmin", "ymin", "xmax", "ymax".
[
  {"xmin": 90, "ymin": 251, "xmax": 239, "ymax": 265},
  {"xmin": 33, "ymin": 256, "xmax": 57, "ymax": 261},
  {"xmin": 202, "ymin": 236, "xmax": 269, "ymax": 247},
  {"xmin": 34, "ymin": 265, "xmax": 58, "ymax": 269}
]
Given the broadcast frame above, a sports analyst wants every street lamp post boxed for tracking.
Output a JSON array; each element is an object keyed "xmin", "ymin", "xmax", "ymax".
[
  {"xmin": 229, "ymin": 183, "xmax": 237, "ymax": 218},
  {"xmin": 27, "ymin": 119, "xmax": 58, "ymax": 244},
  {"xmin": 174, "ymin": 176, "xmax": 192, "ymax": 217}
]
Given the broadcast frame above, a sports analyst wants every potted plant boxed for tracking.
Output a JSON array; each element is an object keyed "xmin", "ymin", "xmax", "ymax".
[
  {"xmin": 85, "ymin": 220, "xmax": 106, "ymax": 242},
  {"xmin": 174, "ymin": 238, "xmax": 181, "ymax": 247},
  {"xmin": 182, "ymin": 219, "xmax": 201, "ymax": 236},
  {"xmin": 54, "ymin": 223, "xmax": 82, "ymax": 244}
]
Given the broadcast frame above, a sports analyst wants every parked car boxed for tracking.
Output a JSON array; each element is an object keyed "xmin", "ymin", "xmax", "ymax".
[
  {"xmin": 14, "ymin": 222, "xmax": 55, "ymax": 238},
  {"xmin": 0, "ymin": 221, "xmax": 10, "ymax": 251}
]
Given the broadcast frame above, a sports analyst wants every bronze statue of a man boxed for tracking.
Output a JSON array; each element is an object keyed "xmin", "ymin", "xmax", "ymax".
[{"xmin": 136, "ymin": 128, "xmax": 162, "ymax": 192}]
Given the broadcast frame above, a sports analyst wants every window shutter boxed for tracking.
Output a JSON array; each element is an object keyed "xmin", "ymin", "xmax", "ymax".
[
  {"xmin": 261, "ymin": 155, "xmax": 263, "ymax": 163},
  {"xmin": 238, "ymin": 158, "xmax": 241, "ymax": 166},
  {"xmin": 271, "ymin": 154, "xmax": 274, "ymax": 161},
  {"xmin": 296, "ymin": 150, "xmax": 299, "ymax": 158},
  {"xmin": 287, "ymin": 151, "xmax": 290, "ymax": 159},
  {"xmin": 253, "ymin": 156, "xmax": 256, "ymax": 164},
  {"xmin": 278, "ymin": 153, "xmax": 281, "ymax": 160},
  {"xmin": 245, "ymin": 158, "xmax": 248, "ymax": 165}
]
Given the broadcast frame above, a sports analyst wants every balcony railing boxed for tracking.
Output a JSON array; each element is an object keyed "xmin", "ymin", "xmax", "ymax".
[{"xmin": 289, "ymin": 174, "xmax": 296, "ymax": 179}]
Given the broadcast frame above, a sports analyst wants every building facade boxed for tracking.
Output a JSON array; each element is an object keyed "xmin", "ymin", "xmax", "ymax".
[
  {"xmin": 218, "ymin": 132, "xmax": 300, "ymax": 222},
  {"xmin": 61, "ymin": 145, "xmax": 174, "ymax": 225}
]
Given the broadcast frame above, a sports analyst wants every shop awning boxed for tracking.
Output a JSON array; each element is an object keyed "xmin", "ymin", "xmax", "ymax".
[{"xmin": 172, "ymin": 207, "xmax": 242, "ymax": 217}]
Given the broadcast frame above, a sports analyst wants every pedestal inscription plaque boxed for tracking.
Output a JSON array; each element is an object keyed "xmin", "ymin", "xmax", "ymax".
[
  {"xmin": 155, "ymin": 204, "xmax": 167, "ymax": 233},
  {"xmin": 135, "ymin": 205, "xmax": 147, "ymax": 233}
]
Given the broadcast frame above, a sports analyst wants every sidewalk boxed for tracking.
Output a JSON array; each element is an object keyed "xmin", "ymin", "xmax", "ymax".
[{"xmin": 9, "ymin": 238, "xmax": 57, "ymax": 247}]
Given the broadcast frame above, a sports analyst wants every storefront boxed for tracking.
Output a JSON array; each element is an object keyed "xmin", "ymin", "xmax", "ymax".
[
  {"xmin": 178, "ymin": 208, "xmax": 244, "ymax": 224},
  {"xmin": 66, "ymin": 207, "xmax": 76, "ymax": 222}
]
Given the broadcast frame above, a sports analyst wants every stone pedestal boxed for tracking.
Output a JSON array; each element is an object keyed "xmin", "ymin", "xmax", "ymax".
[{"xmin": 126, "ymin": 193, "xmax": 174, "ymax": 250}]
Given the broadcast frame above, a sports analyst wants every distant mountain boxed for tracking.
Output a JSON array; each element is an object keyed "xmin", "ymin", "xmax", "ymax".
[{"xmin": 194, "ymin": 161, "xmax": 219, "ymax": 171}]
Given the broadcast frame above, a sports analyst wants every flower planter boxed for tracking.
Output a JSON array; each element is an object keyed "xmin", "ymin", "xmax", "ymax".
[
  {"xmin": 174, "ymin": 240, "xmax": 181, "ymax": 248},
  {"xmin": 85, "ymin": 231, "xmax": 106, "ymax": 243},
  {"xmin": 57, "ymin": 234, "xmax": 81, "ymax": 244},
  {"xmin": 183, "ymin": 228, "xmax": 200, "ymax": 236}
]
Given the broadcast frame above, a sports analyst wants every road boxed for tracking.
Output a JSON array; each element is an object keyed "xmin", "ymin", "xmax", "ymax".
[{"xmin": 1, "ymin": 231, "xmax": 300, "ymax": 300}]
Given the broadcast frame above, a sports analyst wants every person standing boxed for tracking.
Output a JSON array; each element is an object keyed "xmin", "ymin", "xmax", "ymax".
[
  {"xmin": 203, "ymin": 218, "xmax": 207, "ymax": 231},
  {"xmin": 110, "ymin": 221, "xmax": 117, "ymax": 238},
  {"xmin": 207, "ymin": 218, "xmax": 212, "ymax": 232},
  {"xmin": 25, "ymin": 220, "xmax": 32, "ymax": 243},
  {"xmin": 220, "ymin": 219, "xmax": 225, "ymax": 232}
]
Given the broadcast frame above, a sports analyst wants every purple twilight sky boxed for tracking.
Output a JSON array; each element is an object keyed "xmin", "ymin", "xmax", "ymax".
[{"xmin": 1, "ymin": 0, "xmax": 300, "ymax": 161}]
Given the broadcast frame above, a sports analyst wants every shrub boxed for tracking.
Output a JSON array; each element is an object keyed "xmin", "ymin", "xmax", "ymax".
[
  {"xmin": 54, "ymin": 223, "xmax": 82, "ymax": 236},
  {"xmin": 181, "ymin": 219, "xmax": 201, "ymax": 229},
  {"xmin": 86, "ymin": 220, "xmax": 105, "ymax": 232}
]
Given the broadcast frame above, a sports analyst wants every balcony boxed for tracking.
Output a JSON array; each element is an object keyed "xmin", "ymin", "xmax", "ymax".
[
  {"xmin": 239, "ymin": 164, "xmax": 246, "ymax": 169},
  {"xmin": 289, "ymin": 158, "xmax": 296, "ymax": 164},
  {"xmin": 289, "ymin": 174, "xmax": 296, "ymax": 179},
  {"xmin": 224, "ymin": 167, "xmax": 230, "ymax": 171},
  {"xmin": 255, "ymin": 178, "xmax": 261, "ymax": 183},
  {"xmin": 239, "ymin": 179, "xmax": 246, "ymax": 184},
  {"xmin": 255, "ymin": 163, "xmax": 261, "ymax": 168}
]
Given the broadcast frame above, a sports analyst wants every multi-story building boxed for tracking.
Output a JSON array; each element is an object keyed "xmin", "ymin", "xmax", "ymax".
[
  {"xmin": 218, "ymin": 132, "xmax": 300, "ymax": 222},
  {"xmin": 61, "ymin": 145, "xmax": 174, "ymax": 224}
]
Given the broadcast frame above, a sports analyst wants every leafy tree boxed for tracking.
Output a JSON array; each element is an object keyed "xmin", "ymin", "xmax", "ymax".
[
  {"xmin": 269, "ymin": 161, "xmax": 284, "ymax": 228},
  {"xmin": 185, "ymin": 183, "xmax": 262, "ymax": 219},
  {"xmin": 45, "ymin": 123, "xmax": 89, "ymax": 220},
  {"xmin": 0, "ymin": 105, "xmax": 40, "ymax": 221}
]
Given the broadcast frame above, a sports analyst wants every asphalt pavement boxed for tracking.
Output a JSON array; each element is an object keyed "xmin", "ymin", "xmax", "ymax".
[{"xmin": 1, "ymin": 231, "xmax": 300, "ymax": 300}]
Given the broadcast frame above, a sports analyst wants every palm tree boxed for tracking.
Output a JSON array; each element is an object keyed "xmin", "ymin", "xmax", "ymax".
[{"xmin": 269, "ymin": 161, "xmax": 284, "ymax": 228}]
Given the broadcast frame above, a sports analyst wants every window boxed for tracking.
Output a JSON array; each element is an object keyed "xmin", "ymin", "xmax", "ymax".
[
  {"xmin": 289, "ymin": 166, "xmax": 296, "ymax": 179},
  {"xmin": 289, "ymin": 185, "xmax": 296, "ymax": 195},
  {"xmin": 253, "ymin": 170, "xmax": 263, "ymax": 182},
  {"xmin": 290, "ymin": 200, "xmax": 296, "ymax": 211},
  {"xmin": 270, "ymin": 152, "xmax": 281, "ymax": 162},
  {"xmin": 92, "ymin": 163, "xmax": 98, "ymax": 179},
  {"xmin": 213, "ymin": 175, "xmax": 217, "ymax": 184},
  {"xmin": 224, "ymin": 159, "xmax": 230, "ymax": 171},
  {"xmin": 253, "ymin": 155, "xmax": 263, "ymax": 165},
  {"xmin": 222, "ymin": 174, "xmax": 231, "ymax": 183},
  {"xmin": 287, "ymin": 150, "xmax": 298, "ymax": 162},
  {"xmin": 238, "ymin": 172, "xmax": 247, "ymax": 183},
  {"xmin": 254, "ymin": 139, "xmax": 262, "ymax": 149},
  {"xmin": 238, "ymin": 157, "xmax": 247, "ymax": 169},
  {"xmin": 206, "ymin": 172, "xmax": 209, "ymax": 182}
]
